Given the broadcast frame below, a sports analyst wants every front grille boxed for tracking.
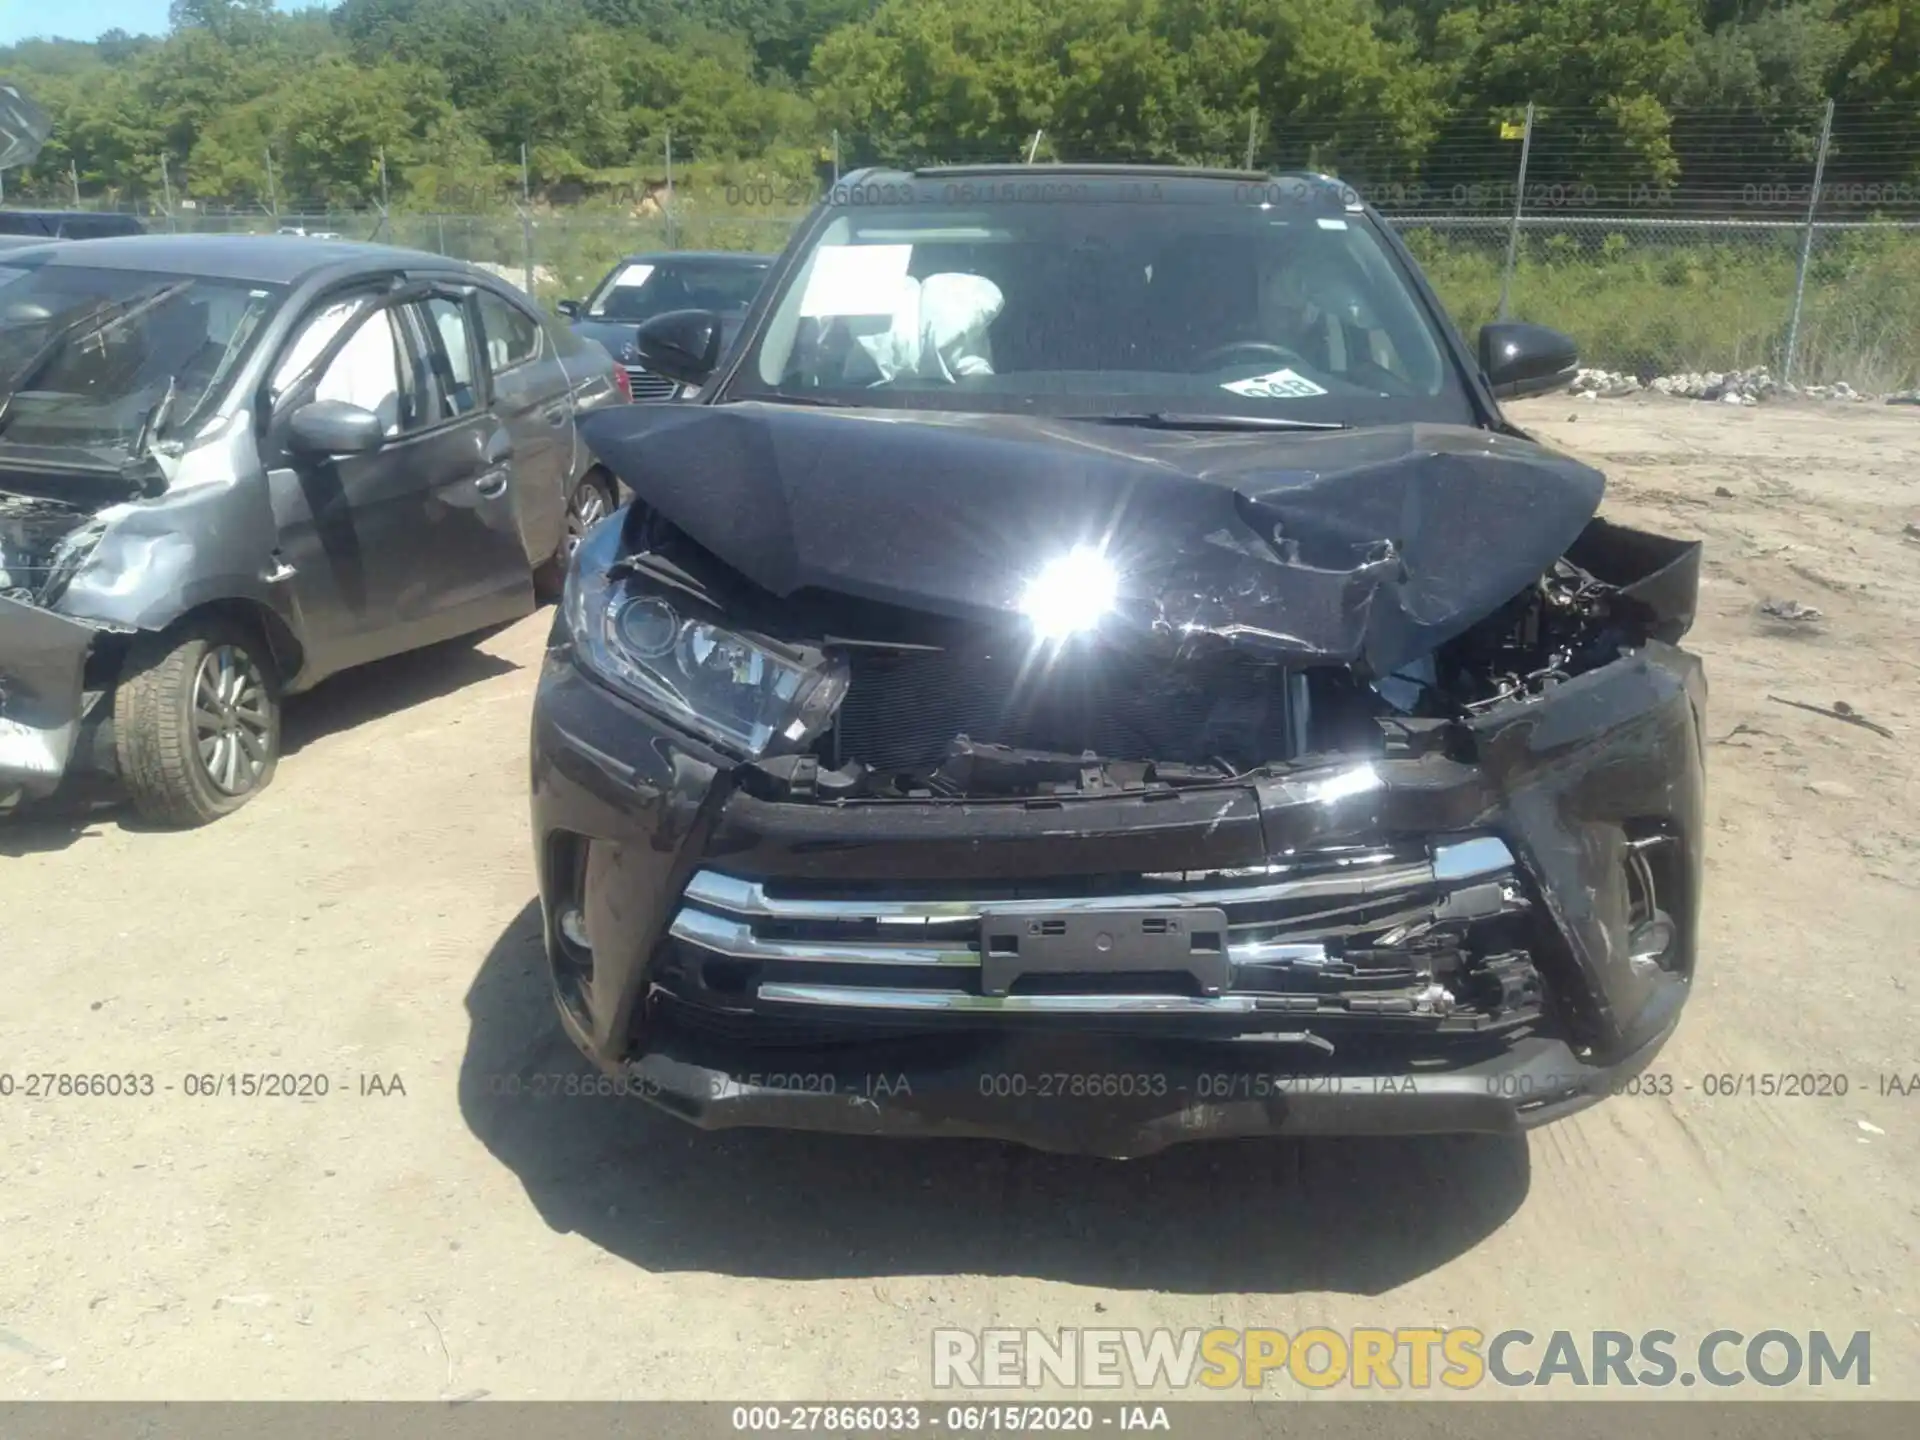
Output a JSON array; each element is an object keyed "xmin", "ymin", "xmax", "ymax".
[
  {"xmin": 622, "ymin": 365, "xmax": 679, "ymax": 401},
  {"xmin": 831, "ymin": 641, "xmax": 1303, "ymax": 775},
  {"xmin": 657, "ymin": 836, "xmax": 1539, "ymax": 1029}
]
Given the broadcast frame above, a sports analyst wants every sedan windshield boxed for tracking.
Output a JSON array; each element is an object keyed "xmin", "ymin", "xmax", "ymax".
[
  {"xmin": 586, "ymin": 258, "xmax": 769, "ymax": 322},
  {"xmin": 0, "ymin": 262, "xmax": 283, "ymax": 456},
  {"xmin": 736, "ymin": 187, "xmax": 1472, "ymax": 425}
]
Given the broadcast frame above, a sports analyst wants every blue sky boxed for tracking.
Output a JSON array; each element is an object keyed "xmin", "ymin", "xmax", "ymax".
[{"xmin": 1, "ymin": 2, "xmax": 326, "ymax": 47}]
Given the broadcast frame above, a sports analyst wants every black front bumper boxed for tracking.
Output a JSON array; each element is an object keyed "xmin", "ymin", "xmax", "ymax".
[
  {"xmin": 529, "ymin": 634, "xmax": 1704, "ymax": 1158},
  {"xmin": 611, "ymin": 1023, "xmax": 1679, "ymax": 1158}
]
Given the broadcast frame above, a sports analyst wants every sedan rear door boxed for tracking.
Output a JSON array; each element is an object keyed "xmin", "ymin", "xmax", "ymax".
[
  {"xmin": 471, "ymin": 285, "xmax": 572, "ymax": 570},
  {"xmin": 550, "ymin": 316, "xmax": 625, "ymax": 441}
]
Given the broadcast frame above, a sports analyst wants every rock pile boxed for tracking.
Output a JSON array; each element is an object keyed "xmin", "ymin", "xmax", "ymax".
[
  {"xmin": 1567, "ymin": 366, "xmax": 1881, "ymax": 405},
  {"xmin": 1659, "ymin": 369, "xmax": 1796, "ymax": 404},
  {"xmin": 1568, "ymin": 367, "xmax": 1642, "ymax": 398}
]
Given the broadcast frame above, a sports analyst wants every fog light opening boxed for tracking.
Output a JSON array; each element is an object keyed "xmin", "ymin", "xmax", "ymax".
[
  {"xmin": 1628, "ymin": 913, "xmax": 1677, "ymax": 968},
  {"xmin": 1625, "ymin": 839, "xmax": 1677, "ymax": 970},
  {"xmin": 557, "ymin": 904, "xmax": 592, "ymax": 954}
]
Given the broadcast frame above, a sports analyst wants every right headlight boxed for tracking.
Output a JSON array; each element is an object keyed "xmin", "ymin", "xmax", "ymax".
[{"xmin": 563, "ymin": 561, "xmax": 847, "ymax": 759}]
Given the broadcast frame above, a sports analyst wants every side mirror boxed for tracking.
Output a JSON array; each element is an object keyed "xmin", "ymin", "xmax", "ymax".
[
  {"xmin": 556, "ymin": 298, "xmax": 582, "ymax": 319},
  {"xmin": 633, "ymin": 308, "xmax": 723, "ymax": 387},
  {"xmin": 288, "ymin": 399, "xmax": 385, "ymax": 457},
  {"xmin": 1478, "ymin": 321, "xmax": 1580, "ymax": 400}
]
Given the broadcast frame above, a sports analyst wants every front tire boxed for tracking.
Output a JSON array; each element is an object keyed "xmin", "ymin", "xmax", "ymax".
[{"xmin": 115, "ymin": 620, "xmax": 281, "ymax": 828}]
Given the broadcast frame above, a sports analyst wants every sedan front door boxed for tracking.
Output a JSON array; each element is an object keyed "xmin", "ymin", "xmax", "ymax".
[{"xmin": 263, "ymin": 283, "xmax": 534, "ymax": 681}]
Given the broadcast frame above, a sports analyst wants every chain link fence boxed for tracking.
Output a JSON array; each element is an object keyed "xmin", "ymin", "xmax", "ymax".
[
  {"xmin": 1394, "ymin": 216, "xmax": 1920, "ymax": 388},
  {"xmin": 139, "ymin": 203, "xmax": 1918, "ymax": 390},
  {"xmin": 27, "ymin": 100, "xmax": 1920, "ymax": 390}
]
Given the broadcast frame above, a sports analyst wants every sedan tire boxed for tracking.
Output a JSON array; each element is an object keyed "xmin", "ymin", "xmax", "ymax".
[
  {"xmin": 535, "ymin": 470, "xmax": 616, "ymax": 599},
  {"xmin": 115, "ymin": 619, "xmax": 282, "ymax": 828}
]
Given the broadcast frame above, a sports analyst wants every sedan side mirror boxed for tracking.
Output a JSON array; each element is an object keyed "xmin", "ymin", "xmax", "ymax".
[
  {"xmin": 556, "ymin": 298, "xmax": 582, "ymax": 319},
  {"xmin": 633, "ymin": 308, "xmax": 723, "ymax": 387},
  {"xmin": 288, "ymin": 399, "xmax": 386, "ymax": 457},
  {"xmin": 1478, "ymin": 321, "xmax": 1580, "ymax": 399}
]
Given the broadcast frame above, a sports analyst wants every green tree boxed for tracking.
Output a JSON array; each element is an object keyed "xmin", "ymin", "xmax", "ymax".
[
  {"xmin": 811, "ymin": 0, "xmax": 1440, "ymax": 171},
  {"xmin": 168, "ymin": 0, "xmax": 282, "ymax": 44},
  {"xmin": 1834, "ymin": 0, "xmax": 1920, "ymax": 121},
  {"xmin": 3, "ymin": 0, "xmax": 1915, "ymax": 211}
]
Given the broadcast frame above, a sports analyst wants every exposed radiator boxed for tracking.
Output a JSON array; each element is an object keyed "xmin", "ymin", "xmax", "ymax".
[{"xmin": 829, "ymin": 639, "xmax": 1304, "ymax": 775}]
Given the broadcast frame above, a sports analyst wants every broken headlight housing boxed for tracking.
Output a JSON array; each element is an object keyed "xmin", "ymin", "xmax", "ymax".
[{"xmin": 563, "ymin": 562, "xmax": 847, "ymax": 758}]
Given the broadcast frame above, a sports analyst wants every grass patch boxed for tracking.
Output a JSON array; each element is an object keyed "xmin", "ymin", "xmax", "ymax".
[{"xmin": 1400, "ymin": 223, "xmax": 1920, "ymax": 387}]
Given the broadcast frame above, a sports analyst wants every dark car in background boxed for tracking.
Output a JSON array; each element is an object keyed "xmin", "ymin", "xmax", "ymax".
[
  {"xmin": 558, "ymin": 252, "xmax": 772, "ymax": 400},
  {"xmin": 0, "ymin": 234, "xmax": 624, "ymax": 826},
  {"xmin": 531, "ymin": 165, "xmax": 1706, "ymax": 1158},
  {"xmin": 0, "ymin": 210, "xmax": 146, "ymax": 251}
]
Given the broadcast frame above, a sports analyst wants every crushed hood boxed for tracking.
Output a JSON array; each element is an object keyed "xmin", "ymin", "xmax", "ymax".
[{"xmin": 578, "ymin": 402, "xmax": 1606, "ymax": 677}]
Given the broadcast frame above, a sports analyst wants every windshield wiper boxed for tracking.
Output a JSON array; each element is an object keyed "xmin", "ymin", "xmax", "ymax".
[
  {"xmin": 0, "ymin": 281, "xmax": 196, "ymax": 439},
  {"xmin": 1060, "ymin": 412, "xmax": 1350, "ymax": 432},
  {"xmin": 128, "ymin": 374, "xmax": 180, "ymax": 462}
]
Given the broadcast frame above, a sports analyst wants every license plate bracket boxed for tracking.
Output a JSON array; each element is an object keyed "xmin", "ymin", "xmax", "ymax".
[{"xmin": 978, "ymin": 907, "xmax": 1231, "ymax": 996}]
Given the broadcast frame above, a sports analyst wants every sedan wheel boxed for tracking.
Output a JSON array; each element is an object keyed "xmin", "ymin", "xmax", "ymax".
[
  {"xmin": 192, "ymin": 644, "xmax": 274, "ymax": 796},
  {"xmin": 537, "ymin": 474, "xmax": 616, "ymax": 599},
  {"xmin": 564, "ymin": 475, "xmax": 612, "ymax": 558},
  {"xmin": 115, "ymin": 619, "xmax": 282, "ymax": 827}
]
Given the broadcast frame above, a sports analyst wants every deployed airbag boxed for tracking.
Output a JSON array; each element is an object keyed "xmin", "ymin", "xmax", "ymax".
[{"xmin": 850, "ymin": 272, "xmax": 1004, "ymax": 383}]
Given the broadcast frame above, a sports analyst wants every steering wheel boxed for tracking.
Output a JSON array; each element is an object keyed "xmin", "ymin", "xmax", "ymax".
[{"xmin": 1189, "ymin": 339, "xmax": 1305, "ymax": 373}]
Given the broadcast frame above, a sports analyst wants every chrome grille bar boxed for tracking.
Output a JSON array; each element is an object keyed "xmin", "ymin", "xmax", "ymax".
[
  {"xmin": 670, "ymin": 906, "xmax": 1332, "ymax": 971},
  {"xmin": 669, "ymin": 908, "xmax": 980, "ymax": 967},
  {"xmin": 678, "ymin": 849, "xmax": 1486, "ymax": 926},
  {"xmin": 667, "ymin": 839, "xmax": 1519, "ymax": 1007},
  {"xmin": 760, "ymin": 983, "xmax": 1278, "ymax": 1016}
]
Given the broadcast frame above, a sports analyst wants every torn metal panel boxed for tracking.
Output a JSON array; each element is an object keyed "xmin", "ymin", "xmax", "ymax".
[
  {"xmin": 1564, "ymin": 517, "xmax": 1704, "ymax": 642},
  {"xmin": 579, "ymin": 402, "xmax": 1606, "ymax": 678},
  {"xmin": 0, "ymin": 594, "xmax": 95, "ymax": 799}
]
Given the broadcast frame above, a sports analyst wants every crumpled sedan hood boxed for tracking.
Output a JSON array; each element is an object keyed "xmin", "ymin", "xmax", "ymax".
[{"xmin": 578, "ymin": 402, "xmax": 1605, "ymax": 677}]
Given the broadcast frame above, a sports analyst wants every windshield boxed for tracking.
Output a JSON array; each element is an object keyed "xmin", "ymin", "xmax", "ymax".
[
  {"xmin": 0, "ymin": 262, "xmax": 284, "ymax": 456},
  {"xmin": 735, "ymin": 190, "xmax": 1471, "ymax": 424},
  {"xmin": 586, "ymin": 258, "xmax": 769, "ymax": 322}
]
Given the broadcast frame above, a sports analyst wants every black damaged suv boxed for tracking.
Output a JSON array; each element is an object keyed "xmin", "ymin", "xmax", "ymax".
[{"xmin": 529, "ymin": 165, "xmax": 1705, "ymax": 1157}]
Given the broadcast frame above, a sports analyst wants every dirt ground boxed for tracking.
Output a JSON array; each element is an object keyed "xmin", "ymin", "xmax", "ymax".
[{"xmin": 1, "ymin": 394, "xmax": 1916, "ymax": 1401}]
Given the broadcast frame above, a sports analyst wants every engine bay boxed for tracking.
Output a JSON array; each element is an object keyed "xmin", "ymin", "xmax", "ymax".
[
  {"xmin": 694, "ymin": 516, "xmax": 1705, "ymax": 804},
  {"xmin": 0, "ymin": 488, "xmax": 100, "ymax": 605}
]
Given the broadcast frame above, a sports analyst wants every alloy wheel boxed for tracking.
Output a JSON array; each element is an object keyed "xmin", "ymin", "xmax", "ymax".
[
  {"xmin": 192, "ymin": 644, "xmax": 273, "ymax": 795},
  {"xmin": 563, "ymin": 481, "xmax": 609, "ymax": 558}
]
